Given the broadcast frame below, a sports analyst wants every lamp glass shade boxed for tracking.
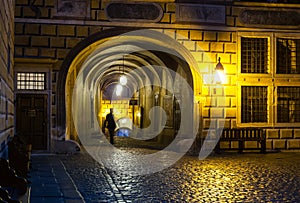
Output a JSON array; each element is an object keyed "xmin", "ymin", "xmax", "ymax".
[
  {"xmin": 119, "ymin": 75, "xmax": 127, "ymax": 86},
  {"xmin": 214, "ymin": 69, "xmax": 225, "ymax": 84},
  {"xmin": 214, "ymin": 57, "xmax": 225, "ymax": 84}
]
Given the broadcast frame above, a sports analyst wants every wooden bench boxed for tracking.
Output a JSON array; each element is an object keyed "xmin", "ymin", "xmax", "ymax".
[{"xmin": 215, "ymin": 128, "xmax": 266, "ymax": 153}]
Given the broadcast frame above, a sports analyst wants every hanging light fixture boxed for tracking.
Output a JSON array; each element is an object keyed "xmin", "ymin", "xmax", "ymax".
[{"xmin": 119, "ymin": 55, "xmax": 127, "ymax": 86}]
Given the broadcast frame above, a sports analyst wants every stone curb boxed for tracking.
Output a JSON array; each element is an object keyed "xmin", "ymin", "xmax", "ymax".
[{"xmin": 28, "ymin": 154, "xmax": 85, "ymax": 203}]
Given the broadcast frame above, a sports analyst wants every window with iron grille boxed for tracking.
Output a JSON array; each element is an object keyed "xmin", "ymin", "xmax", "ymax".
[
  {"xmin": 277, "ymin": 87, "xmax": 300, "ymax": 123},
  {"xmin": 241, "ymin": 86, "xmax": 268, "ymax": 123},
  {"xmin": 277, "ymin": 38, "xmax": 300, "ymax": 74},
  {"xmin": 241, "ymin": 37, "xmax": 268, "ymax": 73},
  {"xmin": 17, "ymin": 72, "xmax": 46, "ymax": 90}
]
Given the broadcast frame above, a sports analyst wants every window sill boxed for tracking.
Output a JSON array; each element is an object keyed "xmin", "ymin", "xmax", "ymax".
[{"xmin": 236, "ymin": 123, "xmax": 272, "ymax": 128}]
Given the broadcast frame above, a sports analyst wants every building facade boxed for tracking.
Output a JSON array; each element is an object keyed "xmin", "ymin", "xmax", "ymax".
[
  {"xmin": 0, "ymin": 0, "xmax": 14, "ymax": 158},
  {"xmin": 13, "ymin": 0, "xmax": 300, "ymax": 152}
]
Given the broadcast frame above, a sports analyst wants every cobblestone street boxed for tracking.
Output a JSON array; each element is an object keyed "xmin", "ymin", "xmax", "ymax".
[{"xmin": 47, "ymin": 148, "xmax": 300, "ymax": 203}]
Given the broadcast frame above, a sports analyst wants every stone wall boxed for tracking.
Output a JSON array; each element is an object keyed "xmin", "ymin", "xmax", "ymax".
[{"xmin": 0, "ymin": 0, "xmax": 14, "ymax": 158}]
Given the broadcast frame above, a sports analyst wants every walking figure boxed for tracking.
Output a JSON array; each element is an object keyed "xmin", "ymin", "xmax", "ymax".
[{"xmin": 104, "ymin": 108, "xmax": 116, "ymax": 144}]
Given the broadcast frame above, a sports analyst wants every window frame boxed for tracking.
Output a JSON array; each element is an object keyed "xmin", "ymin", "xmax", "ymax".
[
  {"xmin": 237, "ymin": 32, "xmax": 300, "ymax": 127},
  {"xmin": 237, "ymin": 83, "xmax": 273, "ymax": 128},
  {"xmin": 274, "ymin": 83, "xmax": 300, "ymax": 127},
  {"xmin": 16, "ymin": 72, "xmax": 47, "ymax": 91},
  {"xmin": 273, "ymin": 33, "xmax": 300, "ymax": 126},
  {"xmin": 237, "ymin": 32, "xmax": 273, "ymax": 78},
  {"xmin": 14, "ymin": 62, "xmax": 51, "ymax": 95},
  {"xmin": 237, "ymin": 32, "xmax": 273, "ymax": 127}
]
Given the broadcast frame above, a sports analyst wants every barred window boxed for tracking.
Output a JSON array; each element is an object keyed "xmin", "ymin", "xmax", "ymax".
[
  {"xmin": 17, "ymin": 72, "xmax": 46, "ymax": 90},
  {"xmin": 277, "ymin": 38, "xmax": 300, "ymax": 74},
  {"xmin": 241, "ymin": 37, "xmax": 268, "ymax": 73},
  {"xmin": 241, "ymin": 86, "xmax": 268, "ymax": 123},
  {"xmin": 277, "ymin": 87, "xmax": 300, "ymax": 123}
]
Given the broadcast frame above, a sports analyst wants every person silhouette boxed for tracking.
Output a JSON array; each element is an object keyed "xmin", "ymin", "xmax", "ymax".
[{"xmin": 104, "ymin": 108, "xmax": 116, "ymax": 144}]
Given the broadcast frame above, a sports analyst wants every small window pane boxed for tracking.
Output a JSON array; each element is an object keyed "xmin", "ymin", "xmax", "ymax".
[
  {"xmin": 277, "ymin": 38, "xmax": 300, "ymax": 74},
  {"xmin": 241, "ymin": 37, "xmax": 268, "ymax": 73},
  {"xmin": 17, "ymin": 72, "xmax": 46, "ymax": 90},
  {"xmin": 241, "ymin": 86, "xmax": 268, "ymax": 123},
  {"xmin": 277, "ymin": 87, "xmax": 300, "ymax": 123}
]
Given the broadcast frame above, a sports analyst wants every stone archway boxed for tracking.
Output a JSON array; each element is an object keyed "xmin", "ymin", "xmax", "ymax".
[
  {"xmin": 57, "ymin": 28, "xmax": 202, "ymax": 144},
  {"xmin": 57, "ymin": 28, "xmax": 137, "ymax": 138}
]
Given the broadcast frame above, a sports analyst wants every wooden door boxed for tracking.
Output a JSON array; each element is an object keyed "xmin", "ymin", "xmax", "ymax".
[{"xmin": 16, "ymin": 94, "xmax": 48, "ymax": 150}]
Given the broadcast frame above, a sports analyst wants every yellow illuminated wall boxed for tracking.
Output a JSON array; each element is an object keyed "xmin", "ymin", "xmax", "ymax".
[{"xmin": 99, "ymin": 100, "xmax": 141, "ymax": 128}]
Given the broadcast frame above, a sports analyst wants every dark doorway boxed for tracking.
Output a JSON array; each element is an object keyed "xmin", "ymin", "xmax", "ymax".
[{"xmin": 16, "ymin": 94, "xmax": 48, "ymax": 150}]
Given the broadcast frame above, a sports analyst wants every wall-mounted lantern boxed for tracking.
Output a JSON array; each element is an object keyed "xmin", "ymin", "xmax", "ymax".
[{"xmin": 214, "ymin": 57, "xmax": 225, "ymax": 84}]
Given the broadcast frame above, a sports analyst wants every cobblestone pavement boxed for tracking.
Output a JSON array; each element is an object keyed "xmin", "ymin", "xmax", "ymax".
[{"xmin": 58, "ymin": 149, "xmax": 300, "ymax": 203}]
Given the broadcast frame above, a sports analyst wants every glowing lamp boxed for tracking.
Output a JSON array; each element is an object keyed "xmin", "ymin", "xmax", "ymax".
[
  {"xmin": 119, "ymin": 75, "xmax": 127, "ymax": 86},
  {"xmin": 214, "ymin": 57, "xmax": 225, "ymax": 84}
]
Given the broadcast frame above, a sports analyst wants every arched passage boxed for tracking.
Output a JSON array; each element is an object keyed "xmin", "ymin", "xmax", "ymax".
[{"xmin": 57, "ymin": 28, "xmax": 202, "ymax": 145}]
